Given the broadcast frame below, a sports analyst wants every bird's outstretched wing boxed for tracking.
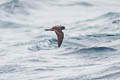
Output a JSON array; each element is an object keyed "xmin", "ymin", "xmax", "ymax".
[{"xmin": 55, "ymin": 30, "xmax": 64, "ymax": 47}]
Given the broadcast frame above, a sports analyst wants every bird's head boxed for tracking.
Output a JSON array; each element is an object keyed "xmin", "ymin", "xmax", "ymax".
[{"xmin": 61, "ymin": 26, "xmax": 65, "ymax": 30}]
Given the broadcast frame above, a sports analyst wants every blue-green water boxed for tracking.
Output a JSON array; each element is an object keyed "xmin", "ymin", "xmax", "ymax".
[{"xmin": 0, "ymin": 0, "xmax": 120, "ymax": 80}]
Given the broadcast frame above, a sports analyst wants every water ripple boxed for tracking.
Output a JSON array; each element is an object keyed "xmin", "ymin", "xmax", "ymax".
[
  {"xmin": 0, "ymin": 65, "xmax": 25, "ymax": 74},
  {"xmin": 73, "ymin": 47, "xmax": 117, "ymax": 54}
]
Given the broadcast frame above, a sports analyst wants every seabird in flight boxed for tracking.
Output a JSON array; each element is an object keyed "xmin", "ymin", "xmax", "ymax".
[{"xmin": 45, "ymin": 25, "xmax": 65, "ymax": 47}]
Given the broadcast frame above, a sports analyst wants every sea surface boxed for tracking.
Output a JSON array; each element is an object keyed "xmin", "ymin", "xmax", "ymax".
[{"xmin": 0, "ymin": 0, "xmax": 120, "ymax": 80}]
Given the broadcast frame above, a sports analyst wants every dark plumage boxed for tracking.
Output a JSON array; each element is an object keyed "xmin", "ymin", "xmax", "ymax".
[{"xmin": 45, "ymin": 25, "xmax": 65, "ymax": 47}]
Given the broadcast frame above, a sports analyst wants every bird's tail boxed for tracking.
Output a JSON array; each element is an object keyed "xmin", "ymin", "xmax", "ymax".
[
  {"xmin": 45, "ymin": 29, "xmax": 51, "ymax": 31},
  {"xmin": 45, "ymin": 29, "xmax": 53, "ymax": 31}
]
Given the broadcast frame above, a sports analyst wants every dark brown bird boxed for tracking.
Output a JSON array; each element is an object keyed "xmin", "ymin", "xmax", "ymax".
[{"xmin": 45, "ymin": 25, "xmax": 65, "ymax": 47}]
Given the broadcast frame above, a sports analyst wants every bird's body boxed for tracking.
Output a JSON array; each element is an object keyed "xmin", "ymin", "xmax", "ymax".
[{"xmin": 45, "ymin": 25, "xmax": 65, "ymax": 47}]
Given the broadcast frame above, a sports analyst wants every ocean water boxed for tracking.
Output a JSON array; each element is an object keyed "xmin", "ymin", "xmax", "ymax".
[{"xmin": 0, "ymin": 0, "xmax": 120, "ymax": 80}]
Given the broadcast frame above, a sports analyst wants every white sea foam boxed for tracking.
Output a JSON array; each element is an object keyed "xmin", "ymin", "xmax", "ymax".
[{"xmin": 0, "ymin": 0, "xmax": 120, "ymax": 80}]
